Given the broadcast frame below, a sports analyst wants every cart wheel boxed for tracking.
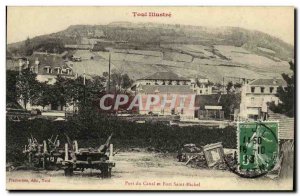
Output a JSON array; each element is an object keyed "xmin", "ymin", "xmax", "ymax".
[{"xmin": 64, "ymin": 167, "xmax": 73, "ymax": 176}]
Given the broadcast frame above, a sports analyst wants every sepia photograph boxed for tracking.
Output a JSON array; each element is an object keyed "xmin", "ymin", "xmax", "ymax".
[{"xmin": 5, "ymin": 6, "xmax": 295, "ymax": 191}]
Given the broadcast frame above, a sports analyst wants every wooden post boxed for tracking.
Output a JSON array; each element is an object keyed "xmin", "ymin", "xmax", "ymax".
[
  {"xmin": 65, "ymin": 143, "xmax": 68, "ymax": 161},
  {"xmin": 43, "ymin": 140, "xmax": 47, "ymax": 153},
  {"xmin": 74, "ymin": 140, "xmax": 79, "ymax": 153},
  {"xmin": 108, "ymin": 53, "xmax": 111, "ymax": 92},
  {"xmin": 28, "ymin": 152, "xmax": 32, "ymax": 165},
  {"xmin": 109, "ymin": 144, "xmax": 113, "ymax": 161},
  {"xmin": 28, "ymin": 139, "xmax": 32, "ymax": 152},
  {"xmin": 42, "ymin": 157, "xmax": 46, "ymax": 169}
]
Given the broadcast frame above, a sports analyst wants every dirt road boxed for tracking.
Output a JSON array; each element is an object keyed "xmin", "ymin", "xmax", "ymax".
[{"xmin": 6, "ymin": 151, "xmax": 293, "ymax": 190}]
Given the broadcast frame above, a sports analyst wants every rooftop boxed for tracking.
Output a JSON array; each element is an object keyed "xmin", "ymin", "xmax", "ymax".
[
  {"xmin": 137, "ymin": 84, "xmax": 194, "ymax": 94},
  {"xmin": 139, "ymin": 71, "xmax": 190, "ymax": 81},
  {"xmin": 248, "ymin": 78, "xmax": 287, "ymax": 86},
  {"xmin": 29, "ymin": 53, "xmax": 66, "ymax": 68},
  {"xmin": 24, "ymin": 53, "xmax": 74, "ymax": 76}
]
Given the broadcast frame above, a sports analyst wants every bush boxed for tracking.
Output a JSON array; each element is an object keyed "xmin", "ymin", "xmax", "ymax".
[{"xmin": 6, "ymin": 116, "xmax": 237, "ymax": 163}]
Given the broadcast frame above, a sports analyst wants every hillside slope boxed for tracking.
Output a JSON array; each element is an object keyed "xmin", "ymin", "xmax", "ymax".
[{"xmin": 7, "ymin": 22, "xmax": 294, "ymax": 83}]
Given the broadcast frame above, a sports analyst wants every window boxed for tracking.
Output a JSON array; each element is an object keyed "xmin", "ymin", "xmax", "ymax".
[
  {"xmin": 248, "ymin": 114, "xmax": 258, "ymax": 121},
  {"xmin": 161, "ymin": 98, "xmax": 165, "ymax": 106},
  {"xmin": 171, "ymin": 108, "xmax": 175, "ymax": 115},
  {"xmin": 270, "ymin": 87, "xmax": 274, "ymax": 93},
  {"xmin": 261, "ymin": 87, "xmax": 265, "ymax": 93},
  {"xmin": 179, "ymin": 97, "xmax": 186, "ymax": 108},
  {"xmin": 251, "ymin": 87, "xmax": 255, "ymax": 93}
]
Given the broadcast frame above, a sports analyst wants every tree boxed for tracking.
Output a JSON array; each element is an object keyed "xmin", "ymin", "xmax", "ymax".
[
  {"xmin": 217, "ymin": 81, "xmax": 241, "ymax": 119},
  {"xmin": 226, "ymin": 81, "xmax": 234, "ymax": 93},
  {"xmin": 111, "ymin": 71, "xmax": 123, "ymax": 92},
  {"xmin": 122, "ymin": 74, "xmax": 134, "ymax": 89},
  {"xmin": 50, "ymin": 75, "xmax": 106, "ymax": 112},
  {"xmin": 51, "ymin": 76, "xmax": 76, "ymax": 110},
  {"xmin": 268, "ymin": 61, "xmax": 294, "ymax": 117},
  {"xmin": 65, "ymin": 75, "xmax": 107, "ymax": 115},
  {"xmin": 110, "ymin": 69, "xmax": 133, "ymax": 93},
  {"xmin": 16, "ymin": 69, "xmax": 40, "ymax": 109},
  {"xmin": 234, "ymin": 82, "xmax": 242, "ymax": 89},
  {"xmin": 102, "ymin": 72, "xmax": 109, "ymax": 78},
  {"xmin": 24, "ymin": 37, "xmax": 33, "ymax": 56},
  {"xmin": 32, "ymin": 82, "xmax": 53, "ymax": 109},
  {"xmin": 34, "ymin": 37, "xmax": 65, "ymax": 53},
  {"xmin": 219, "ymin": 93, "xmax": 241, "ymax": 119},
  {"xmin": 7, "ymin": 70, "xmax": 19, "ymax": 104}
]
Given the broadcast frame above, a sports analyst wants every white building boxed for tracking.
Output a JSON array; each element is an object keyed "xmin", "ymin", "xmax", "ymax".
[
  {"xmin": 134, "ymin": 71, "xmax": 192, "ymax": 86},
  {"xmin": 131, "ymin": 71, "xmax": 196, "ymax": 119},
  {"xmin": 191, "ymin": 77, "xmax": 213, "ymax": 95},
  {"xmin": 132, "ymin": 72, "xmax": 213, "ymax": 95},
  {"xmin": 239, "ymin": 78, "xmax": 286, "ymax": 121}
]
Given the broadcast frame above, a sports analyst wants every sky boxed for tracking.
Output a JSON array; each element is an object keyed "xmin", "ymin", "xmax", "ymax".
[{"xmin": 7, "ymin": 6, "xmax": 294, "ymax": 45}]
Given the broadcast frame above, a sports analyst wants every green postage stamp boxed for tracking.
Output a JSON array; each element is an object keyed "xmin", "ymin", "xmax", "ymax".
[{"xmin": 238, "ymin": 121, "xmax": 279, "ymax": 172}]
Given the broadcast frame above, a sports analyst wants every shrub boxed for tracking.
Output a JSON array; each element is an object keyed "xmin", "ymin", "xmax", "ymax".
[{"xmin": 6, "ymin": 117, "xmax": 237, "ymax": 163}]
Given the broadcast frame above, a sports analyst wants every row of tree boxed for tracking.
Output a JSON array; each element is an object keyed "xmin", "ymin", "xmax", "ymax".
[
  {"xmin": 7, "ymin": 61, "xmax": 294, "ymax": 118},
  {"xmin": 7, "ymin": 68, "xmax": 134, "ymax": 111},
  {"xmin": 8, "ymin": 37, "xmax": 65, "ymax": 57}
]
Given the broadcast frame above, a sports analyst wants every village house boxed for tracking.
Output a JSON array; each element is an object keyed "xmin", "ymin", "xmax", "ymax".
[
  {"xmin": 18, "ymin": 52, "xmax": 74, "ymax": 84},
  {"xmin": 17, "ymin": 52, "xmax": 75, "ymax": 112},
  {"xmin": 133, "ymin": 71, "xmax": 212, "ymax": 95},
  {"xmin": 190, "ymin": 77, "xmax": 213, "ymax": 95},
  {"xmin": 132, "ymin": 71, "xmax": 196, "ymax": 119},
  {"xmin": 134, "ymin": 71, "xmax": 192, "ymax": 86},
  {"xmin": 239, "ymin": 78, "xmax": 287, "ymax": 121}
]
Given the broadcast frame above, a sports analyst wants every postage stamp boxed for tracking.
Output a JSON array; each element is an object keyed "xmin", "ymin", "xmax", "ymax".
[{"xmin": 238, "ymin": 121, "xmax": 279, "ymax": 172}]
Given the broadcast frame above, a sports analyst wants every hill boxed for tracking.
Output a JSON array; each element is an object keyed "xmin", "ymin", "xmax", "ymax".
[{"xmin": 7, "ymin": 22, "xmax": 294, "ymax": 83}]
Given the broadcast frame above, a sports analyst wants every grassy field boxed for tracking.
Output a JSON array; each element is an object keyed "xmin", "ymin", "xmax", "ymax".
[{"xmin": 70, "ymin": 45, "xmax": 290, "ymax": 83}]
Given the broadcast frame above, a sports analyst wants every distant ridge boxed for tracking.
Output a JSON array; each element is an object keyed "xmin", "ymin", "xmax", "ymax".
[{"xmin": 6, "ymin": 22, "xmax": 294, "ymax": 83}]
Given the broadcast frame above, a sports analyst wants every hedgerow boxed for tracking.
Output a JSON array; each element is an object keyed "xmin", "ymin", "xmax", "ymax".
[{"xmin": 6, "ymin": 115, "xmax": 237, "ymax": 163}]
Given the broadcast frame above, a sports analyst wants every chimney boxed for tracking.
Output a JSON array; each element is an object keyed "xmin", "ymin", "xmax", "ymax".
[
  {"xmin": 35, "ymin": 58, "xmax": 40, "ymax": 65},
  {"xmin": 272, "ymin": 77, "xmax": 277, "ymax": 85},
  {"xmin": 35, "ymin": 58, "xmax": 40, "ymax": 74},
  {"xmin": 18, "ymin": 59, "xmax": 23, "ymax": 74}
]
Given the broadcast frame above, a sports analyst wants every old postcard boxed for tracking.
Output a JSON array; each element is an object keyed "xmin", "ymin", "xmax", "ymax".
[{"xmin": 6, "ymin": 6, "xmax": 295, "ymax": 191}]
